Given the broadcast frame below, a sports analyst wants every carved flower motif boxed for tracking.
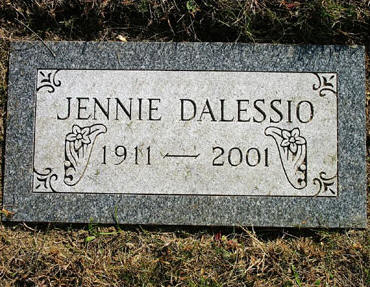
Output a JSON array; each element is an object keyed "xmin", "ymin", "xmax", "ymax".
[
  {"xmin": 66, "ymin": 125, "xmax": 91, "ymax": 151},
  {"xmin": 280, "ymin": 128, "xmax": 305, "ymax": 153}
]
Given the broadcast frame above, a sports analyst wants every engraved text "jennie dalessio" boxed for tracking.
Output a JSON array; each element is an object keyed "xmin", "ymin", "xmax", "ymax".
[{"xmin": 56, "ymin": 97, "xmax": 314, "ymax": 123}]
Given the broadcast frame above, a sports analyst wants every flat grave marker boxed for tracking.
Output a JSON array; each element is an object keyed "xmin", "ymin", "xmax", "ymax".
[{"xmin": 2, "ymin": 42, "xmax": 366, "ymax": 227}]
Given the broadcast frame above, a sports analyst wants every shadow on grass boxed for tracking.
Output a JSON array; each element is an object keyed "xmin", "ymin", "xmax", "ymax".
[{"xmin": 0, "ymin": 220, "xmax": 355, "ymax": 243}]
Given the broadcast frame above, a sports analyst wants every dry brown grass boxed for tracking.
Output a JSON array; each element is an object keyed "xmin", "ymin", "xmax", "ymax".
[
  {"xmin": 0, "ymin": 224, "xmax": 368, "ymax": 286},
  {"xmin": 0, "ymin": 0, "xmax": 369, "ymax": 286}
]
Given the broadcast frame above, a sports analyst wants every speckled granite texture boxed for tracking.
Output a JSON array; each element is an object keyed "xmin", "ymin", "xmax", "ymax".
[{"xmin": 2, "ymin": 42, "xmax": 367, "ymax": 227}]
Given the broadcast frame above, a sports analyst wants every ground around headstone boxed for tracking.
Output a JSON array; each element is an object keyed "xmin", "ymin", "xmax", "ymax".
[{"xmin": 0, "ymin": 1, "xmax": 369, "ymax": 286}]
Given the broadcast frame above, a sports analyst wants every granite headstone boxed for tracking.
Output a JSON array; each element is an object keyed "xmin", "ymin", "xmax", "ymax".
[{"xmin": 2, "ymin": 42, "xmax": 367, "ymax": 227}]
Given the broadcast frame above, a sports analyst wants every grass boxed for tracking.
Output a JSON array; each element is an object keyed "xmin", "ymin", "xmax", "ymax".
[
  {"xmin": 0, "ymin": 224, "xmax": 368, "ymax": 286},
  {"xmin": 0, "ymin": 0, "xmax": 369, "ymax": 286}
]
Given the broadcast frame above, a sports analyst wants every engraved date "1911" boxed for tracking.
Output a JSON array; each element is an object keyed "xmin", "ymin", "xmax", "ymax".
[{"xmin": 101, "ymin": 145, "xmax": 151, "ymax": 165}]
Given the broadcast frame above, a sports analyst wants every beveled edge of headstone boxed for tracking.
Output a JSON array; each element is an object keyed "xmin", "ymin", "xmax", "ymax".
[{"xmin": 2, "ymin": 41, "xmax": 367, "ymax": 228}]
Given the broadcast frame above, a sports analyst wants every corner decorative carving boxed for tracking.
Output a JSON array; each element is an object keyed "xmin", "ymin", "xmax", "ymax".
[
  {"xmin": 313, "ymin": 172, "xmax": 337, "ymax": 196},
  {"xmin": 37, "ymin": 70, "xmax": 61, "ymax": 93},
  {"xmin": 312, "ymin": 73, "xmax": 337, "ymax": 97},
  {"xmin": 34, "ymin": 168, "xmax": 58, "ymax": 192}
]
